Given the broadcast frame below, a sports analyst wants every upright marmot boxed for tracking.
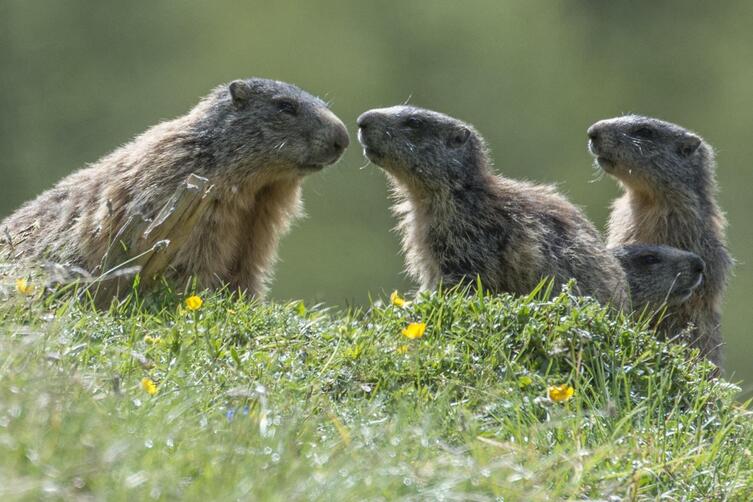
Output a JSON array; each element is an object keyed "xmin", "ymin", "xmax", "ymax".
[
  {"xmin": 357, "ymin": 106, "xmax": 628, "ymax": 306},
  {"xmin": 588, "ymin": 115, "xmax": 732, "ymax": 364},
  {"xmin": 612, "ymin": 244, "xmax": 705, "ymax": 313},
  {"xmin": 0, "ymin": 78, "xmax": 349, "ymax": 297}
]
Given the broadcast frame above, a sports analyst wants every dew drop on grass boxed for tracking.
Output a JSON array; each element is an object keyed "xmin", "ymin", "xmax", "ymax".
[
  {"xmin": 42, "ymin": 480, "xmax": 60, "ymax": 494},
  {"xmin": 26, "ymin": 448, "xmax": 40, "ymax": 465},
  {"xmin": 125, "ymin": 471, "xmax": 148, "ymax": 489}
]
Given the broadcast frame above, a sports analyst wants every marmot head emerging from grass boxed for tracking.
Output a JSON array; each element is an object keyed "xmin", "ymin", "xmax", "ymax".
[{"xmin": 612, "ymin": 244, "xmax": 705, "ymax": 311}]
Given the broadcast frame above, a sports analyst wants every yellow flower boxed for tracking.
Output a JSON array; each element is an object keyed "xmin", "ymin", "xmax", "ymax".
[
  {"xmin": 141, "ymin": 377, "xmax": 158, "ymax": 396},
  {"xmin": 390, "ymin": 290, "xmax": 406, "ymax": 307},
  {"xmin": 402, "ymin": 322, "xmax": 426, "ymax": 340},
  {"xmin": 396, "ymin": 344, "xmax": 409, "ymax": 354},
  {"xmin": 518, "ymin": 375, "xmax": 533, "ymax": 388},
  {"xmin": 15, "ymin": 278, "xmax": 34, "ymax": 295},
  {"xmin": 143, "ymin": 335, "xmax": 162, "ymax": 345},
  {"xmin": 185, "ymin": 295, "xmax": 203, "ymax": 311},
  {"xmin": 548, "ymin": 384, "xmax": 574, "ymax": 403}
]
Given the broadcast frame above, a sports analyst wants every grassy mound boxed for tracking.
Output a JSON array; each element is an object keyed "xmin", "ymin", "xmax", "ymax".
[{"xmin": 0, "ymin": 283, "xmax": 751, "ymax": 500}]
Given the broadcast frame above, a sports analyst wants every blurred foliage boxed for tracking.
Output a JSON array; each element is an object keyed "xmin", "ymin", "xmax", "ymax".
[{"xmin": 1, "ymin": 1, "xmax": 752, "ymax": 389}]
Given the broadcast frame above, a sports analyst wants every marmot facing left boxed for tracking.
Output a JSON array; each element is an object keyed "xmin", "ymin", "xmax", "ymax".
[
  {"xmin": 612, "ymin": 244, "xmax": 705, "ymax": 313},
  {"xmin": 357, "ymin": 106, "xmax": 628, "ymax": 307},
  {"xmin": 588, "ymin": 115, "xmax": 732, "ymax": 365},
  {"xmin": 0, "ymin": 78, "xmax": 349, "ymax": 297}
]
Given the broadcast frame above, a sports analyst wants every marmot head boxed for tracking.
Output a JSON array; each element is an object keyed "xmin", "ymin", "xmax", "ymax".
[
  {"xmin": 356, "ymin": 106, "xmax": 491, "ymax": 193},
  {"xmin": 195, "ymin": 78, "xmax": 349, "ymax": 175},
  {"xmin": 586, "ymin": 115, "xmax": 713, "ymax": 196},
  {"xmin": 612, "ymin": 244, "xmax": 705, "ymax": 310}
]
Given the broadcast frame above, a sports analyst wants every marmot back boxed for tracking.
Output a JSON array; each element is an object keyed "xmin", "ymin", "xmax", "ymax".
[
  {"xmin": 0, "ymin": 78, "xmax": 349, "ymax": 297},
  {"xmin": 588, "ymin": 115, "xmax": 732, "ymax": 364},
  {"xmin": 357, "ymin": 105, "xmax": 628, "ymax": 307}
]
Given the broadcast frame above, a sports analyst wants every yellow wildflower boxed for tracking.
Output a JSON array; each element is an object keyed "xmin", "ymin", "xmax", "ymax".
[
  {"xmin": 143, "ymin": 335, "xmax": 162, "ymax": 345},
  {"xmin": 140, "ymin": 377, "xmax": 158, "ymax": 396},
  {"xmin": 396, "ymin": 344, "xmax": 409, "ymax": 354},
  {"xmin": 402, "ymin": 322, "xmax": 426, "ymax": 340},
  {"xmin": 548, "ymin": 384, "xmax": 575, "ymax": 403},
  {"xmin": 185, "ymin": 295, "xmax": 203, "ymax": 311},
  {"xmin": 390, "ymin": 290, "xmax": 406, "ymax": 307},
  {"xmin": 15, "ymin": 278, "xmax": 34, "ymax": 295},
  {"xmin": 518, "ymin": 375, "xmax": 533, "ymax": 388}
]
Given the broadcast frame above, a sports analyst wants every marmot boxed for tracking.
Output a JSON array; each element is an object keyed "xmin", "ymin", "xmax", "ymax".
[
  {"xmin": 588, "ymin": 115, "xmax": 732, "ymax": 364},
  {"xmin": 357, "ymin": 106, "xmax": 628, "ymax": 306},
  {"xmin": 612, "ymin": 244, "xmax": 705, "ymax": 314},
  {"xmin": 0, "ymin": 78, "xmax": 349, "ymax": 297}
]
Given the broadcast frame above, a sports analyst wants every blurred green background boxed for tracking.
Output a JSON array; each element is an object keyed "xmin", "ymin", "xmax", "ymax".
[{"xmin": 2, "ymin": 1, "xmax": 751, "ymax": 389}]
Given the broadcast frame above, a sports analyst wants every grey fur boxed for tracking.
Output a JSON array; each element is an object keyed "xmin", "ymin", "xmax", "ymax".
[
  {"xmin": 588, "ymin": 115, "xmax": 732, "ymax": 365},
  {"xmin": 0, "ymin": 78, "xmax": 349, "ymax": 296},
  {"xmin": 612, "ymin": 244, "xmax": 705, "ymax": 312},
  {"xmin": 358, "ymin": 106, "xmax": 628, "ymax": 306}
]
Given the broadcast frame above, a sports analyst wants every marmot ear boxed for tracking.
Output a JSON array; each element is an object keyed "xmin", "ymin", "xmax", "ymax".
[
  {"xmin": 678, "ymin": 134, "xmax": 701, "ymax": 158},
  {"xmin": 448, "ymin": 127, "xmax": 471, "ymax": 148},
  {"xmin": 229, "ymin": 80, "xmax": 253, "ymax": 106}
]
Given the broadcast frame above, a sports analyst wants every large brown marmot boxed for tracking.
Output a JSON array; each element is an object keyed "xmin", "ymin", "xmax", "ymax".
[
  {"xmin": 0, "ymin": 78, "xmax": 349, "ymax": 297},
  {"xmin": 588, "ymin": 115, "xmax": 732, "ymax": 365},
  {"xmin": 357, "ymin": 106, "xmax": 628, "ymax": 306},
  {"xmin": 612, "ymin": 244, "xmax": 705, "ymax": 314}
]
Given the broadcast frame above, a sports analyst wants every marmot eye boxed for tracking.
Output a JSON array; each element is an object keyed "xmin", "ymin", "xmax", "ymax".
[
  {"xmin": 633, "ymin": 127, "xmax": 655, "ymax": 139},
  {"xmin": 403, "ymin": 117, "xmax": 423, "ymax": 129},
  {"xmin": 639, "ymin": 254, "xmax": 661, "ymax": 266},
  {"xmin": 274, "ymin": 98, "xmax": 298, "ymax": 116}
]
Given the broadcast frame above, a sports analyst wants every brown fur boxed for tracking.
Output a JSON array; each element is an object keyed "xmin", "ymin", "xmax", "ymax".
[
  {"xmin": 0, "ymin": 78, "xmax": 349, "ymax": 297},
  {"xmin": 589, "ymin": 115, "xmax": 732, "ymax": 365},
  {"xmin": 358, "ymin": 106, "xmax": 629, "ymax": 306}
]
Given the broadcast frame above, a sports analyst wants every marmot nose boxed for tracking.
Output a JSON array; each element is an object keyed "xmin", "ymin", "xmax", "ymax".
[
  {"xmin": 692, "ymin": 256, "xmax": 706, "ymax": 275},
  {"xmin": 332, "ymin": 124, "xmax": 350, "ymax": 154},
  {"xmin": 587, "ymin": 125, "xmax": 600, "ymax": 142},
  {"xmin": 357, "ymin": 111, "xmax": 376, "ymax": 129}
]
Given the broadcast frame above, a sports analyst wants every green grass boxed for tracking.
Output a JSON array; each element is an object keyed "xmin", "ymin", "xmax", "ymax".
[{"xmin": 1, "ymin": 282, "xmax": 751, "ymax": 500}]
